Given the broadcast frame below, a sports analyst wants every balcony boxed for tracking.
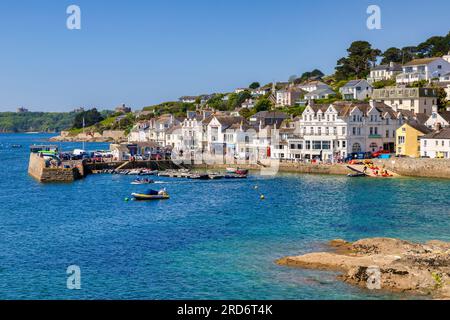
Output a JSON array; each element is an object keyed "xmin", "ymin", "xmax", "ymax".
[{"xmin": 396, "ymin": 72, "xmax": 427, "ymax": 83}]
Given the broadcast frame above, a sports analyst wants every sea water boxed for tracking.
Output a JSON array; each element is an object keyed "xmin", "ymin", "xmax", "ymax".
[{"xmin": 0, "ymin": 133, "xmax": 449, "ymax": 300}]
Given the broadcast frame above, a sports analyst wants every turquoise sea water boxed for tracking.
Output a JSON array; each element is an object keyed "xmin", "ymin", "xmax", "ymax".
[{"xmin": 0, "ymin": 133, "xmax": 449, "ymax": 300}]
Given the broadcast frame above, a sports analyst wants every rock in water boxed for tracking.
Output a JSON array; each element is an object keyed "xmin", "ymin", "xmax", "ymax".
[{"xmin": 276, "ymin": 237, "xmax": 450, "ymax": 299}]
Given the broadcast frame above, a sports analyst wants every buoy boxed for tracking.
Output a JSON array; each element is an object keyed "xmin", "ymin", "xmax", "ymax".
[
  {"xmin": 260, "ymin": 195, "xmax": 265, "ymax": 200},
  {"xmin": 254, "ymin": 185, "xmax": 259, "ymax": 189},
  {"xmin": 124, "ymin": 197, "xmax": 130, "ymax": 202}
]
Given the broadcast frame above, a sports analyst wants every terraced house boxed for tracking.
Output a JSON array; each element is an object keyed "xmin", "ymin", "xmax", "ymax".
[{"xmin": 296, "ymin": 101, "xmax": 404, "ymax": 161}]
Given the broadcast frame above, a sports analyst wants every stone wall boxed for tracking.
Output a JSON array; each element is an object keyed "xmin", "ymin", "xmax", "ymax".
[
  {"xmin": 374, "ymin": 158, "xmax": 450, "ymax": 179},
  {"xmin": 28, "ymin": 153, "xmax": 78, "ymax": 183},
  {"xmin": 192, "ymin": 161, "xmax": 353, "ymax": 176},
  {"xmin": 102, "ymin": 130, "xmax": 125, "ymax": 141}
]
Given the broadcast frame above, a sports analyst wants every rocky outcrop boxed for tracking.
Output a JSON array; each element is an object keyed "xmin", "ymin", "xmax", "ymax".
[{"xmin": 277, "ymin": 238, "xmax": 450, "ymax": 299}]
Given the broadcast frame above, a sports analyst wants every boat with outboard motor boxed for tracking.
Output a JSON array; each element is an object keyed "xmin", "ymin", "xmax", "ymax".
[
  {"xmin": 131, "ymin": 189, "xmax": 169, "ymax": 200},
  {"xmin": 131, "ymin": 178, "xmax": 155, "ymax": 185}
]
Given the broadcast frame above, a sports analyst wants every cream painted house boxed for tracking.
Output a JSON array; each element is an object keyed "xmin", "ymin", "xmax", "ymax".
[{"xmin": 372, "ymin": 87, "xmax": 438, "ymax": 115}]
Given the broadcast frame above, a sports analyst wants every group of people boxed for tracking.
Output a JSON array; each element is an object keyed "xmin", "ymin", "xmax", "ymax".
[{"xmin": 362, "ymin": 162, "xmax": 393, "ymax": 177}]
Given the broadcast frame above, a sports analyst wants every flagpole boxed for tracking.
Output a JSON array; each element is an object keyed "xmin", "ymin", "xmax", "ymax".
[{"xmin": 82, "ymin": 117, "xmax": 85, "ymax": 151}]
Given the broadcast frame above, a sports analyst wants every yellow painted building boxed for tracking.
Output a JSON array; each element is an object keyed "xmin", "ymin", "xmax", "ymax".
[{"xmin": 396, "ymin": 122, "xmax": 432, "ymax": 158}]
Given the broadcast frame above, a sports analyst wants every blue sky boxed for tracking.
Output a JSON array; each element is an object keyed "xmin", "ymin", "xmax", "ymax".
[{"xmin": 0, "ymin": 0, "xmax": 449, "ymax": 112}]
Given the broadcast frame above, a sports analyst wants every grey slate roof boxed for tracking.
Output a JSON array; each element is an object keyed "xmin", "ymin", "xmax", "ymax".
[{"xmin": 421, "ymin": 127, "xmax": 450, "ymax": 139}]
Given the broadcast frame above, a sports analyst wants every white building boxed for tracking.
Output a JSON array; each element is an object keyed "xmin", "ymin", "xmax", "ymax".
[
  {"xmin": 250, "ymin": 88, "xmax": 271, "ymax": 96},
  {"xmin": 440, "ymin": 72, "xmax": 450, "ymax": 83},
  {"xmin": 339, "ymin": 80, "xmax": 373, "ymax": 101},
  {"xmin": 175, "ymin": 111, "xmax": 213, "ymax": 157},
  {"xmin": 420, "ymin": 128, "xmax": 450, "ymax": 159},
  {"xmin": 275, "ymin": 88, "xmax": 303, "ymax": 107},
  {"xmin": 241, "ymin": 98, "xmax": 257, "ymax": 109},
  {"xmin": 165, "ymin": 125, "xmax": 183, "ymax": 149},
  {"xmin": 205, "ymin": 115, "xmax": 247, "ymax": 156},
  {"xmin": 425, "ymin": 106, "xmax": 450, "ymax": 129},
  {"xmin": 305, "ymin": 88, "xmax": 336, "ymax": 101},
  {"xmin": 147, "ymin": 114, "xmax": 182, "ymax": 147},
  {"xmin": 367, "ymin": 62, "xmax": 402, "ymax": 84},
  {"xmin": 298, "ymin": 81, "xmax": 330, "ymax": 93},
  {"xmin": 396, "ymin": 57, "xmax": 450, "ymax": 84},
  {"xmin": 296, "ymin": 101, "xmax": 403, "ymax": 161},
  {"xmin": 179, "ymin": 96, "xmax": 197, "ymax": 104},
  {"xmin": 128, "ymin": 121, "xmax": 150, "ymax": 142}
]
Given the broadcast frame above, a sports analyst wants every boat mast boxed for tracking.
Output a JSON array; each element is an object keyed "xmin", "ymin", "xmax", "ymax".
[{"xmin": 82, "ymin": 116, "xmax": 85, "ymax": 151}]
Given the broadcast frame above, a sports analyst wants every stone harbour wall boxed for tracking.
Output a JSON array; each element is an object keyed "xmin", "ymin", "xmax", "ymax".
[
  {"xmin": 28, "ymin": 153, "xmax": 79, "ymax": 183},
  {"xmin": 193, "ymin": 161, "xmax": 353, "ymax": 176},
  {"xmin": 374, "ymin": 158, "xmax": 450, "ymax": 179}
]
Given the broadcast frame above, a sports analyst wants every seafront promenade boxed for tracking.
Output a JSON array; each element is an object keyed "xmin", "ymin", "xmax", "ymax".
[{"xmin": 28, "ymin": 150, "xmax": 450, "ymax": 182}]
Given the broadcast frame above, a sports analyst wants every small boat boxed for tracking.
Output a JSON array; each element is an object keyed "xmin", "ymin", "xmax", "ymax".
[
  {"xmin": 128, "ymin": 169, "xmax": 141, "ymax": 175},
  {"xmin": 226, "ymin": 168, "xmax": 237, "ymax": 173},
  {"xmin": 139, "ymin": 170, "xmax": 158, "ymax": 176},
  {"xmin": 208, "ymin": 174, "xmax": 224, "ymax": 180},
  {"xmin": 225, "ymin": 174, "xmax": 247, "ymax": 179},
  {"xmin": 235, "ymin": 169, "xmax": 249, "ymax": 175},
  {"xmin": 347, "ymin": 173, "xmax": 367, "ymax": 178},
  {"xmin": 131, "ymin": 178, "xmax": 154, "ymax": 185},
  {"xmin": 11, "ymin": 144, "xmax": 22, "ymax": 149},
  {"xmin": 131, "ymin": 189, "xmax": 169, "ymax": 200},
  {"xmin": 189, "ymin": 174, "xmax": 210, "ymax": 180}
]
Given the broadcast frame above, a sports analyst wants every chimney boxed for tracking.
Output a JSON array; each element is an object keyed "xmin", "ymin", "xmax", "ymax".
[
  {"xmin": 447, "ymin": 106, "xmax": 450, "ymax": 112},
  {"xmin": 389, "ymin": 61, "xmax": 395, "ymax": 68},
  {"xmin": 432, "ymin": 105, "xmax": 438, "ymax": 114},
  {"xmin": 369, "ymin": 99, "xmax": 375, "ymax": 108},
  {"xmin": 435, "ymin": 122, "xmax": 443, "ymax": 132}
]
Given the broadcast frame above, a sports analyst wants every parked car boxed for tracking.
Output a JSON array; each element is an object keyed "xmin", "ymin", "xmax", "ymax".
[
  {"xmin": 372, "ymin": 150, "xmax": 390, "ymax": 158},
  {"xmin": 345, "ymin": 152, "xmax": 372, "ymax": 162}
]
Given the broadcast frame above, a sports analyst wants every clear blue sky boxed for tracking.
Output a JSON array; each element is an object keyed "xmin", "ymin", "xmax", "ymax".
[{"xmin": 0, "ymin": 0, "xmax": 449, "ymax": 112}]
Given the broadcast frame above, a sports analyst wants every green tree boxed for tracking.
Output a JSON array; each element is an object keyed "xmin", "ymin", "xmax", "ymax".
[
  {"xmin": 254, "ymin": 98, "xmax": 272, "ymax": 112},
  {"xmin": 381, "ymin": 47, "xmax": 403, "ymax": 64},
  {"xmin": 299, "ymin": 69, "xmax": 324, "ymax": 82},
  {"xmin": 239, "ymin": 108, "xmax": 256, "ymax": 118},
  {"xmin": 227, "ymin": 91, "xmax": 252, "ymax": 110},
  {"xmin": 72, "ymin": 109, "xmax": 104, "ymax": 129},
  {"xmin": 417, "ymin": 33, "xmax": 450, "ymax": 58},
  {"xmin": 335, "ymin": 41, "xmax": 381, "ymax": 80},
  {"xmin": 249, "ymin": 82, "xmax": 260, "ymax": 89}
]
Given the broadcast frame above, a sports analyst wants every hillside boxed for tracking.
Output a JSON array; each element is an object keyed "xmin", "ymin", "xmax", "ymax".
[{"xmin": 0, "ymin": 112, "xmax": 77, "ymax": 133}]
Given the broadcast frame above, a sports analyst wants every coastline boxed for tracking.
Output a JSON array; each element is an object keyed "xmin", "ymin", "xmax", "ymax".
[{"xmin": 277, "ymin": 238, "xmax": 450, "ymax": 300}]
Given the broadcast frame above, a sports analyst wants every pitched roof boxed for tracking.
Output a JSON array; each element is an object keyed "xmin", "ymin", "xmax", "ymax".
[
  {"xmin": 421, "ymin": 127, "xmax": 450, "ymax": 139},
  {"xmin": 166, "ymin": 125, "xmax": 182, "ymax": 134},
  {"xmin": 211, "ymin": 115, "xmax": 247, "ymax": 130},
  {"xmin": 414, "ymin": 113, "xmax": 430, "ymax": 125},
  {"xmin": 342, "ymin": 79, "xmax": 367, "ymax": 88},
  {"xmin": 404, "ymin": 57, "xmax": 441, "ymax": 66},
  {"xmin": 371, "ymin": 63, "xmax": 402, "ymax": 72},
  {"xmin": 252, "ymin": 111, "xmax": 289, "ymax": 119},
  {"xmin": 406, "ymin": 121, "xmax": 433, "ymax": 134},
  {"xmin": 305, "ymin": 87, "xmax": 335, "ymax": 97},
  {"xmin": 438, "ymin": 111, "xmax": 450, "ymax": 123}
]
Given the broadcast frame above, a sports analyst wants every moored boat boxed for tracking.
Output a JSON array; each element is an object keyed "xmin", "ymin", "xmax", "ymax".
[
  {"xmin": 131, "ymin": 178, "xmax": 154, "ymax": 185},
  {"xmin": 224, "ymin": 174, "xmax": 247, "ymax": 179},
  {"xmin": 131, "ymin": 189, "xmax": 169, "ymax": 200},
  {"xmin": 189, "ymin": 174, "xmax": 209, "ymax": 180}
]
